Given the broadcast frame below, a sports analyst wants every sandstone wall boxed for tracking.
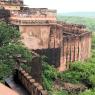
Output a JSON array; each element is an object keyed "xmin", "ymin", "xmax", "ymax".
[
  {"xmin": 19, "ymin": 23, "xmax": 91, "ymax": 72},
  {"xmin": 59, "ymin": 32, "xmax": 91, "ymax": 71},
  {"xmin": 19, "ymin": 25, "xmax": 50, "ymax": 49}
]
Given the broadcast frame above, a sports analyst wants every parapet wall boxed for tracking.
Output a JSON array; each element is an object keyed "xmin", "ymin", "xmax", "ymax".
[{"xmin": 17, "ymin": 68, "xmax": 48, "ymax": 95}]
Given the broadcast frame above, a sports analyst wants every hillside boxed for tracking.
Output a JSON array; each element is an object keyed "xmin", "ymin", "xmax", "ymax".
[
  {"xmin": 59, "ymin": 12, "xmax": 95, "ymax": 17},
  {"xmin": 57, "ymin": 16, "xmax": 95, "ymax": 32}
]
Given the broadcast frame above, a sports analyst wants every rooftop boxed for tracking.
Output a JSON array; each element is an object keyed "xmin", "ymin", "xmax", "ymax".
[{"xmin": 0, "ymin": 83, "xmax": 19, "ymax": 95}]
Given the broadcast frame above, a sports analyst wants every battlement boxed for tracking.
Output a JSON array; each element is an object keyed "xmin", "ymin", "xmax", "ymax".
[
  {"xmin": 10, "ymin": 8, "xmax": 57, "ymax": 25},
  {"xmin": 0, "ymin": 0, "xmax": 57, "ymax": 24},
  {"xmin": 0, "ymin": 0, "xmax": 23, "ymax": 5}
]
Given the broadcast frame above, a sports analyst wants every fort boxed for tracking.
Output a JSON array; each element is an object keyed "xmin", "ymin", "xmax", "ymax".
[
  {"xmin": 0, "ymin": 0, "xmax": 92, "ymax": 95},
  {"xmin": 0, "ymin": 0, "xmax": 91, "ymax": 72}
]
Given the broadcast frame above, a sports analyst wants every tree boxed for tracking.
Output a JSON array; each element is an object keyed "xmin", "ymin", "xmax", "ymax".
[
  {"xmin": 0, "ymin": 21, "xmax": 20, "ymax": 47},
  {"xmin": 0, "ymin": 21, "xmax": 32, "ymax": 82}
]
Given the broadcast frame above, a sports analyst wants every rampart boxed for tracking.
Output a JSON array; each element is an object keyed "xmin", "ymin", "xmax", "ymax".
[{"xmin": 17, "ymin": 68, "xmax": 48, "ymax": 95}]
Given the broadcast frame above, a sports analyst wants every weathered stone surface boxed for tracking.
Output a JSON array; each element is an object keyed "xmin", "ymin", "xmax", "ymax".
[{"xmin": 0, "ymin": 0, "xmax": 91, "ymax": 72}]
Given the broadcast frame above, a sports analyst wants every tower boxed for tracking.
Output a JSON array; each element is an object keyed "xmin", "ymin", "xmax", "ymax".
[{"xmin": 10, "ymin": 8, "xmax": 57, "ymax": 49}]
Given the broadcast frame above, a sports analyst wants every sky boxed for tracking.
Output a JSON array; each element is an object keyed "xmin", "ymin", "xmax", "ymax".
[{"xmin": 23, "ymin": 0, "xmax": 95, "ymax": 13}]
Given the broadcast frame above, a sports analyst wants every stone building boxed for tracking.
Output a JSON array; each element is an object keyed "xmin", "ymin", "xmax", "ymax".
[{"xmin": 0, "ymin": 0, "xmax": 91, "ymax": 71}]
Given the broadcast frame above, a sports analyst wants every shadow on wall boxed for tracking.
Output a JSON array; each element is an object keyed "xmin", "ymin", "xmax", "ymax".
[{"xmin": 33, "ymin": 48, "xmax": 61, "ymax": 68}]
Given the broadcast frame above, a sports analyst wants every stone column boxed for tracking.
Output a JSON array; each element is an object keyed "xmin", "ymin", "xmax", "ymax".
[{"xmin": 58, "ymin": 32, "xmax": 67, "ymax": 71}]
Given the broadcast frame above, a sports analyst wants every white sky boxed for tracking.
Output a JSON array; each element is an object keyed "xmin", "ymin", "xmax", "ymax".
[{"xmin": 23, "ymin": 0, "xmax": 95, "ymax": 13}]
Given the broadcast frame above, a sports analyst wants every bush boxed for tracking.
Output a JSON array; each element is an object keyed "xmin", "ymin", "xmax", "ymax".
[
  {"xmin": 42, "ymin": 63, "xmax": 59, "ymax": 90},
  {"xmin": 0, "ymin": 64, "xmax": 12, "ymax": 82},
  {"xmin": 42, "ymin": 74, "xmax": 53, "ymax": 91},
  {"xmin": 79, "ymin": 89, "xmax": 95, "ymax": 95},
  {"xmin": 49, "ymin": 90, "xmax": 68, "ymax": 95},
  {"xmin": 42, "ymin": 63, "xmax": 59, "ymax": 80},
  {"xmin": 0, "ymin": 21, "xmax": 20, "ymax": 47},
  {"xmin": 58, "ymin": 71, "xmax": 82, "ymax": 83},
  {"xmin": 0, "ymin": 21, "xmax": 32, "ymax": 82},
  {"xmin": 88, "ymin": 75, "xmax": 95, "ymax": 87},
  {"xmin": 0, "ymin": 44, "xmax": 32, "ymax": 61}
]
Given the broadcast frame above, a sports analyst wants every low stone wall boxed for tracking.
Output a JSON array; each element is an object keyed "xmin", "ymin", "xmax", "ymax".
[{"xmin": 17, "ymin": 68, "xmax": 48, "ymax": 95}]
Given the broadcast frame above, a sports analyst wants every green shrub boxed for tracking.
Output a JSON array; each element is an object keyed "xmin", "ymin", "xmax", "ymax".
[
  {"xmin": 0, "ymin": 63, "xmax": 12, "ymax": 82},
  {"xmin": 0, "ymin": 21, "xmax": 20, "ymax": 47},
  {"xmin": 79, "ymin": 89, "xmax": 95, "ymax": 95},
  {"xmin": 42, "ymin": 63, "xmax": 59, "ymax": 79},
  {"xmin": 0, "ymin": 21, "xmax": 32, "ymax": 82},
  {"xmin": 88, "ymin": 75, "xmax": 95, "ymax": 87},
  {"xmin": 58, "ymin": 71, "xmax": 82, "ymax": 83},
  {"xmin": 49, "ymin": 90, "xmax": 68, "ymax": 95},
  {"xmin": 42, "ymin": 74, "xmax": 53, "ymax": 90},
  {"xmin": 42, "ymin": 63, "xmax": 59, "ymax": 90}
]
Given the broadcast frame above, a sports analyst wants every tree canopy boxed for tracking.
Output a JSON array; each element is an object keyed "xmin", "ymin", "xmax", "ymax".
[
  {"xmin": 0, "ymin": 21, "xmax": 32, "ymax": 82},
  {"xmin": 0, "ymin": 21, "xmax": 20, "ymax": 47}
]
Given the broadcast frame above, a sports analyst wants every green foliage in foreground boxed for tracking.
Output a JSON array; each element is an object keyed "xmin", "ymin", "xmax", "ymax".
[
  {"xmin": 0, "ymin": 44, "xmax": 32, "ymax": 82},
  {"xmin": 0, "ymin": 44, "xmax": 32, "ymax": 62},
  {"xmin": 79, "ymin": 89, "xmax": 95, "ymax": 95},
  {"xmin": 0, "ymin": 64, "xmax": 12, "ymax": 83},
  {"xmin": 42, "ymin": 61, "xmax": 95, "ymax": 95},
  {"xmin": 64, "ymin": 61, "xmax": 95, "ymax": 87},
  {"xmin": 42, "ymin": 62, "xmax": 58, "ymax": 90},
  {"xmin": 0, "ymin": 21, "xmax": 32, "ymax": 82},
  {"xmin": 42, "ymin": 63, "xmax": 69, "ymax": 95},
  {"xmin": 48, "ymin": 90, "xmax": 68, "ymax": 95},
  {"xmin": 0, "ymin": 21, "xmax": 20, "ymax": 47},
  {"xmin": 42, "ymin": 33, "xmax": 95, "ymax": 95}
]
